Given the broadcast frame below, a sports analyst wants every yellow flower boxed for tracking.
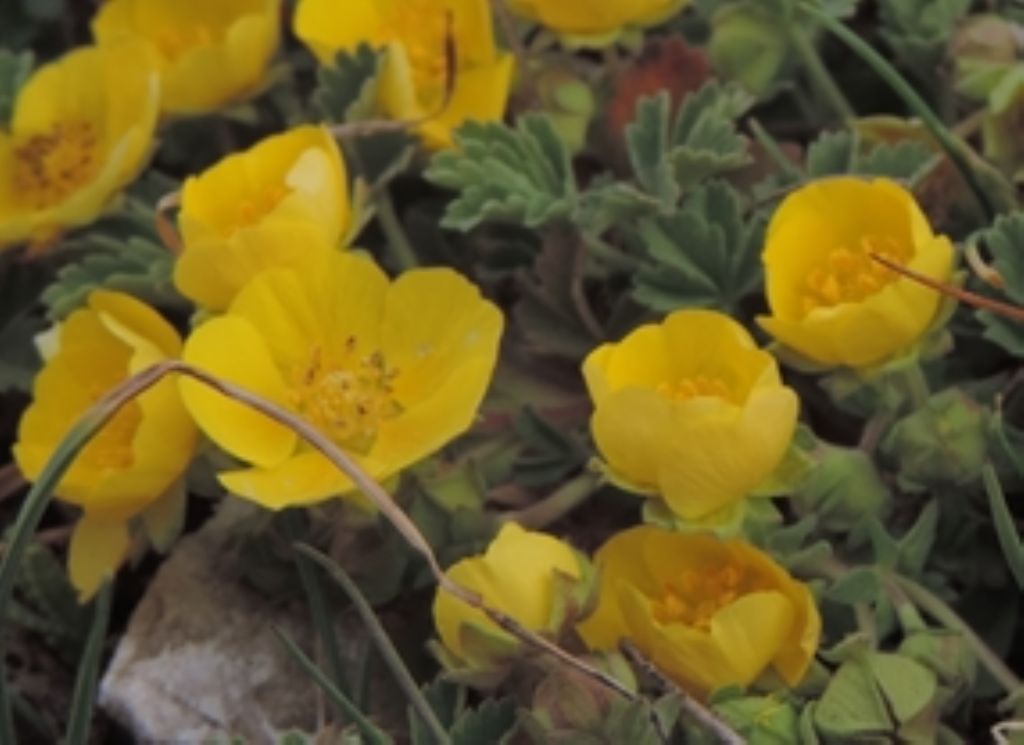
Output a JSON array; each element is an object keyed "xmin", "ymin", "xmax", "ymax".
[
  {"xmin": 294, "ymin": 0, "xmax": 514, "ymax": 149},
  {"xmin": 179, "ymin": 251, "xmax": 503, "ymax": 510},
  {"xmin": 507, "ymin": 0, "xmax": 686, "ymax": 47},
  {"xmin": 433, "ymin": 522, "xmax": 583, "ymax": 666},
  {"xmin": 13, "ymin": 291, "xmax": 197, "ymax": 601},
  {"xmin": 174, "ymin": 125, "xmax": 349, "ymax": 312},
  {"xmin": 758, "ymin": 177, "xmax": 955, "ymax": 369},
  {"xmin": 0, "ymin": 42, "xmax": 159, "ymax": 249},
  {"xmin": 577, "ymin": 526, "xmax": 820, "ymax": 698},
  {"xmin": 583, "ymin": 309, "xmax": 798, "ymax": 522},
  {"xmin": 92, "ymin": 0, "xmax": 280, "ymax": 115}
]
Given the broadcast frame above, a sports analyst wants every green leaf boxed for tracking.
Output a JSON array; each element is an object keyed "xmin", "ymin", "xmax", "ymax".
[
  {"xmin": 866, "ymin": 653, "xmax": 937, "ymax": 725},
  {"xmin": 599, "ymin": 698, "xmax": 664, "ymax": 745},
  {"xmin": 982, "ymin": 463, "xmax": 1024, "ymax": 588},
  {"xmin": 41, "ymin": 236, "xmax": 183, "ymax": 320},
  {"xmin": 825, "ymin": 567, "xmax": 882, "ymax": 606},
  {"xmin": 450, "ymin": 697, "xmax": 517, "ymax": 745},
  {"xmin": 628, "ymin": 181, "xmax": 763, "ymax": 313},
  {"xmin": 805, "ymin": 130, "xmax": 855, "ymax": 176},
  {"xmin": 668, "ymin": 81, "xmax": 754, "ymax": 191},
  {"xmin": 0, "ymin": 49, "xmax": 31, "ymax": 124},
  {"xmin": 814, "ymin": 657, "xmax": 892, "ymax": 739},
  {"xmin": 975, "ymin": 212, "xmax": 1024, "ymax": 355},
  {"xmin": 410, "ymin": 680, "xmax": 464, "ymax": 745},
  {"xmin": 426, "ymin": 115, "xmax": 577, "ymax": 232},
  {"xmin": 315, "ymin": 43, "xmax": 382, "ymax": 123},
  {"xmin": 625, "ymin": 92, "xmax": 681, "ymax": 204},
  {"xmin": 855, "ymin": 140, "xmax": 936, "ymax": 180},
  {"xmin": 897, "ymin": 500, "xmax": 939, "ymax": 576}
]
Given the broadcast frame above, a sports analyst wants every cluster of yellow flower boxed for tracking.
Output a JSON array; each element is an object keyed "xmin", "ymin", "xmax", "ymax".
[
  {"xmin": 434, "ymin": 176, "xmax": 955, "ymax": 697},
  {"xmin": 5, "ymin": 0, "xmax": 958, "ymax": 708}
]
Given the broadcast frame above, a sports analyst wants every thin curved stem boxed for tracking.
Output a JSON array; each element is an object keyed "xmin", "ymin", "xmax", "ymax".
[
  {"xmin": 892, "ymin": 574, "xmax": 1023, "ymax": 697},
  {"xmin": 801, "ymin": 3, "xmax": 996, "ymax": 220}
]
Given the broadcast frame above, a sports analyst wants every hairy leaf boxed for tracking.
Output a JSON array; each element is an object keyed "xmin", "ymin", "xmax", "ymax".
[
  {"xmin": 427, "ymin": 116, "xmax": 576, "ymax": 231},
  {"xmin": 42, "ymin": 235, "xmax": 183, "ymax": 320},
  {"xmin": 628, "ymin": 181, "xmax": 763, "ymax": 312}
]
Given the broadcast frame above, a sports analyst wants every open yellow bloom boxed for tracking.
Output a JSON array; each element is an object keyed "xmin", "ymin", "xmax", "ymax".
[
  {"xmin": 92, "ymin": 0, "xmax": 280, "ymax": 115},
  {"xmin": 0, "ymin": 42, "xmax": 159, "ymax": 249},
  {"xmin": 180, "ymin": 252, "xmax": 503, "ymax": 509},
  {"xmin": 433, "ymin": 522, "xmax": 583, "ymax": 666},
  {"xmin": 13, "ymin": 292, "xmax": 196, "ymax": 600},
  {"xmin": 507, "ymin": 0, "xmax": 686, "ymax": 47},
  {"xmin": 294, "ymin": 0, "xmax": 514, "ymax": 149},
  {"xmin": 758, "ymin": 177, "xmax": 955, "ymax": 369},
  {"xmin": 583, "ymin": 310, "xmax": 798, "ymax": 522},
  {"xmin": 578, "ymin": 526, "xmax": 820, "ymax": 698},
  {"xmin": 174, "ymin": 125, "xmax": 349, "ymax": 312}
]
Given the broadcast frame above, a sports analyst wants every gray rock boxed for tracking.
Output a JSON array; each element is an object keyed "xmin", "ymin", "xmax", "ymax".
[{"xmin": 100, "ymin": 501, "xmax": 325, "ymax": 744}]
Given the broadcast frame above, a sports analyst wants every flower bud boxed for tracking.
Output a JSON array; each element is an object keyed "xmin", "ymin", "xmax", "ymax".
[
  {"xmin": 881, "ymin": 389, "xmax": 988, "ymax": 490},
  {"xmin": 791, "ymin": 444, "xmax": 891, "ymax": 536}
]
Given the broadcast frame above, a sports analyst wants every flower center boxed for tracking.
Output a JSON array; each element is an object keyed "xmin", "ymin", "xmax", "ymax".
[
  {"xmin": 801, "ymin": 235, "xmax": 912, "ymax": 316},
  {"xmin": 650, "ymin": 561, "xmax": 758, "ymax": 631},
  {"xmin": 288, "ymin": 338, "xmax": 402, "ymax": 454},
  {"xmin": 12, "ymin": 121, "xmax": 101, "ymax": 210},
  {"xmin": 657, "ymin": 375, "xmax": 733, "ymax": 403},
  {"xmin": 380, "ymin": 0, "xmax": 451, "ymax": 94},
  {"xmin": 154, "ymin": 25, "xmax": 214, "ymax": 60}
]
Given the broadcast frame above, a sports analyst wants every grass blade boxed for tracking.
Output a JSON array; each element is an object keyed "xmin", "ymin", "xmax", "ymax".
[
  {"xmin": 295, "ymin": 543, "xmax": 452, "ymax": 745},
  {"xmin": 272, "ymin": 627, "xmax": 392, "ymax": 745},
  {"xmin": 65, "ymin": 580, "xmax": 113, "ymax": 745}
]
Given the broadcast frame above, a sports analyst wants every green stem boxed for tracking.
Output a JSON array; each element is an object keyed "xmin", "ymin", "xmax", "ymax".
[
  {"xmin": 376, "ymin": 187, "xmax": 419, "ymax": 270},
  {"xmin": 502, "ymin": 471, "xmax": 601, "ymax": 529},
  {"xmin": 281, "ymin": 510, "xmax": 349, "ymax": 701},
  {"xmin": 581, "ymin": 235, "xmax": 643, "ymax": 273},
  {"xmin": 0, "ymin": 362, "xmax": 173, "ymax": 745},
  {"xmin": 897, "ymin": 362, "xmax": 931, "ymax": 409},
  {"xmin": 800, "ymin": 2, "xmax": 995, "ymax": 220},
  {"xmin": 787, "ymin": 26, "xmax": 855, "ymax": 123},
  {"xmin": 981, "ymin": 462, "xmax": 1024, "ymax": 588},
  {"xmin": 892, "ymin": 574, "xmax": 1023, "ymax": 696},
  {"xmin": 296, "ymin": 544, "xmax": 452, "ymax": 745},
  {"xmin": 65, "ymin": 581, "xmax": 114, "ymax": 745},
  {"xmin": 748, "ymin": 118, "xmax": 803, "ymax": 180}
]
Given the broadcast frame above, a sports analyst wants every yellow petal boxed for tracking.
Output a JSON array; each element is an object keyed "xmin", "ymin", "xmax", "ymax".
[
  {"xmin": 69, "ymin": 515, "xmax": 130, "ymax": 602},
  {"xmin": 415, "ymin": 53, "xmax": 515, "ymax": 150},
  {"xmin": 658, "ymin": 385, "xmax": 798, "ymax": 519},
  {"xmin": 590, "ymin": 387, "xmax": 672, "ymax": 493},
  {"xmin": 708, "ymin": 591, "xmax": 795, "ymax": 687},
  {"xmin": 180, "ymin": 315, "xmax": 297, "ymax": 467},
  {"xmin": 293, "ymin": 0, "xmax": 384, "ymax": 64},
  {"xmin": 217, "ymin": 450, "xmax": 360, "ymax": 510},
  {"xmin": 173, "ymin": 221, "xmax": 335, "ymax": 312}
]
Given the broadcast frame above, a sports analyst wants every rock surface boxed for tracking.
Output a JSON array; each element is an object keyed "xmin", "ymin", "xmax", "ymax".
[{"xmin": 100, "ymin": 501, "xmax": 326, "ymax": 743}]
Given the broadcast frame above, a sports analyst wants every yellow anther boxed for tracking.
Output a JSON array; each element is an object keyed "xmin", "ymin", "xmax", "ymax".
[
  {"xmin": 13, "ymin": 121, "xmax": 101, "ymax": 209},
  {"xmin": 289, "ymin": 339, "xmax": 402, "ymax": 454},
  {"xmin": 800, "ymin": 236, "xmax": 913, "ymax": 316}
]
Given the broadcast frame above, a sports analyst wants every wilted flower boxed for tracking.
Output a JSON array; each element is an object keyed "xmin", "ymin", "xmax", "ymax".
[
  {"xmin": 758, "ymin": 177, "xmax": 955, "ymax": 369},
  {"xmin": 507, "ymin": 0, "xmax": 686, "ymax": 47},
  {"xmin": 13, "ymin": 292, "xmax": 196, "ymax": 600},
  {"xmin": 293, "ymin": 0, "xmax": 513, "ymax": 149},
  {"xmin": 577, "ymin": 526, "xmax": 820, "ymax": 698},
  {"xmin": 180, "ymin": 252, "xmax": 502, "ymax": 510},
  {"xmin": 583, "ymin": 309, "xmax": 798, "ymax": 522},
  {"xmin": 92, "ymin": 0, "xmax": 280, "ymax": 115},
  {"xmin": 174, "ymin": 125, "xmax": 349, "ymax": 312},
  {"xmin": 433, "ymin": 522, "xmax": 584, "ymax": 668},
  {"xmin": 0, "ymin": 42, "xmax": 159, "ymax": 249}
]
